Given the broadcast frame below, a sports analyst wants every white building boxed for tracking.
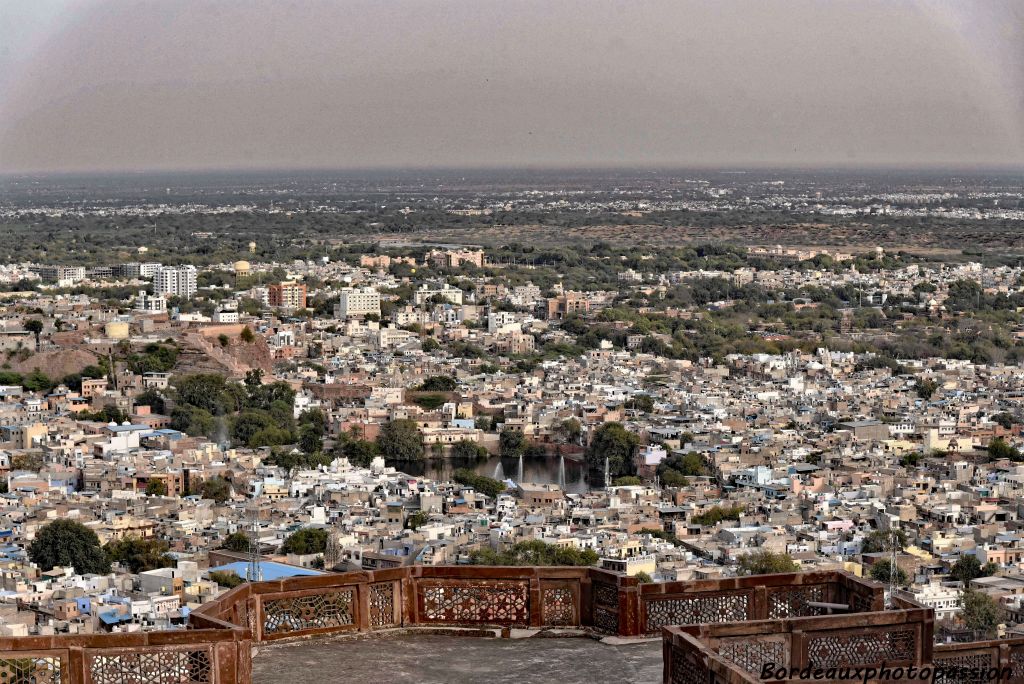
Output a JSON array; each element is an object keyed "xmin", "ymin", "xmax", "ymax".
[
  {"xmin": 213, "ymin": 310, "xmax": 239, "ymax": 324},
  {"xmin": 337, "ymin": 287, "xmax": 381, "ymax": 318},
  {"xmin": 154, "ymin": 265, "xmax": 197, "ymax": 299},
  {"xmin": 133, "ymin": 290, "xmax": 167, "ymax": 313},
  {"xmin": 414, "ymin": 283, "xmax": 463, "ymax": 306}
]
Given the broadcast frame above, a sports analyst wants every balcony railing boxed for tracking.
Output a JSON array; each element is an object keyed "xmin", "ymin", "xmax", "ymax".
[{"xmin": 0, "ymin": 567, "xmax": 948, "ymax": 684}]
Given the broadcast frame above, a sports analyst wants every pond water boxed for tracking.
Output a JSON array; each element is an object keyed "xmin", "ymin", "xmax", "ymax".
[{"xmin": 386, "ymin": 454, "xmax": 593, "ymax": 494}]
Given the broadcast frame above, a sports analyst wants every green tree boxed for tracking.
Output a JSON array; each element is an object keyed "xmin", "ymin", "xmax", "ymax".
[
  {"xmin": 281, "ymin": 528, "xmax": 329, "ymax": 555},
  {"xmin": 949, "ymin": 555, "xmax": 999, "ymax": 585},
  {"xmin": 209, "ymin": 570, "xmax": 245, "ymax": 588},
  {"xmin": 221, "ymin": 532, "xmax": 252, "ymax": 552},
  {"xmin": 453, "ymin": 469, "xmax": 507, "ymax": 498},
  {"xmin": 298, "ymin": 424, "xmax": 323, "ymax": 454},
  {"xmin": 499, "ymin": 428, "xmax": 528, "ymax": 458},
  {"xmin": 613, "ymin": 476, "xmax": 642, "ymax": 486},
  {"xmin": 451, "ymin": 439, "xmax": 488, "ymax": 460},
  {"xmin": 988, "ymin": 437, "xmax": 1022, "ymax": 461},
  {"xmin": 22, "ymin": 368, "xmax": 54, "ymax": 393},
  {"xmin": 419, "ymin": 376, "xmax": 457, "ymax": 392},
  {"xmin": 135, "ymin": 389, "xmax": 166, "ymax": 414},
  {"xmin": 554, "ymin": 418, "xmax": 582, "ymax": 444},
  {"xmin": 469, "ymin": 540, "xmax": 598, "ymax": 567},
  {"xmin": 377, "ymin": 419, "xmax": 424, "ymax": 460},
  {"xmin": 201, "ymin": 476, "xmax": 232, "ymax": 503},
  {"xmin": 23, "ymin": 319, "xmax": 43, "ymax": 350},
  {"xmin": 144, "ymin": 479, "xmax": 167, "ymax": 496},
  {"xmin": 657, "ymin": 453, "xmax": 705, "ymax": 484},
  {"xmin": 960, "ymin": 588, "xmax": 1005, "ymax": 638},
  {"xmin": 861, "ymin": 529, "xmax": 907, "ymax": 554},
  {"xmin": 736, "ymin": 549, "xmax": 799, "ymax": 576},
  {"xmin": 239, "ymin": 326, "xmax": 255, "ymax": 343},
  {"xmin": 991, "ymin": 412, "xmax": 1015, "ymax": 430},
  {"xmin": 915, "ymin": 378, "xmax": 939, "ymax": 400},
  {"xmin": 624, "ymin": 395, "xmax": 654, "ymax": 413},
  {"xmin": 104, "ymin": 536, "xmax": 174, "ymax": 573},
  {"xmin": 869, "ymin": 559, "xmax": 908, "ymax": 586},
  {"xmin": 405, "ymin": 511, "xmax": 429, "ymax": 531},
  {"xmin": 585, "ymin": 422, "xmax": 640, "ymax": 478},
  {"xmin": 691, "ymin": 504, "xmax": 744, "ymax": 526},
  {"xmin": 634, "ymin": 571, "xmax": 653, "ymax": 584},
  {"xmin": 28, "ymin": 520, "xmax": 111, "ymax": 574}
]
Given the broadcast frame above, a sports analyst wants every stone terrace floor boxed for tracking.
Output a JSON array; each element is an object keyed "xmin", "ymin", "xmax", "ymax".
[{"xmin": 253, "ymin": 633, "xmax": 663, "ymax": 684}]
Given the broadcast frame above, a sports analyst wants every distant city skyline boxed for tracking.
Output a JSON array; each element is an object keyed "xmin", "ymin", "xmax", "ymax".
[{"xmin": 1, "ymin": 0, "xmax": 1022, "ymax": 174}]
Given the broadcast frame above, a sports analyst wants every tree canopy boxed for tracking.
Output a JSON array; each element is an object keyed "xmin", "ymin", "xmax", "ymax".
[
  {"xmin": 453, "ymin": 469, "xmax": 506, "ymax": 498},
  {"xmin": 281, "ymin": 528, "xmax": 329, "ymax": 555},
  {"xmin": 28, "ymin": 520, "xmax": 111, "ymax": 575},
  {"xmin": 470, "ymin": 540, "xmax": 598, "ymax": 567},
  {"xmin": 585, "ymin": 422, "xmax": 639, "ymax": 478},
  {"xmin": 376, "ymin": 419, "xmax": 424, "ymax": 461},
  {"xmin": 736, "ymin": 549, "xmax": 799, "ymax": 576}
]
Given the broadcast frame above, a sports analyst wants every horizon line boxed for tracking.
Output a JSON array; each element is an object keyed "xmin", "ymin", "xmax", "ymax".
[{"xmin": 3, "ymin": 161, "xmax": 1024, "ymax": 180}]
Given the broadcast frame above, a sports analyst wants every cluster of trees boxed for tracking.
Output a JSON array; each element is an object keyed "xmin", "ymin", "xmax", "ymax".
[
  {"xmin": 452, "ymin": 469, "xmax": 506, "ymax": 498},
  {"xmin": 584, "ymin": 422, "xmax": 639, "ymax": 478},
  {"xmin": 470, "ymin": 540, "xmax": 598, "ymax": 567},
  {"xmin": 168, "ymin": 372, "xmax": 298, "ymax": 448},
  {"xmin": 988, "ymin": 437, "xmax": 1024, "ymax": 462},
  {"xmin": 736, "ymin": 550, "xmax": 799, "ymax": 576},
  {"xmin": 691, "ymin": 504, "xmax": 744, "ymax": 527},
  {"xmin": 28, "ymin": 520, "xmax": 175, "ymax": 575},
  {"xmin": 949, "ymin": 555, "xmax": 999, "ymax": 585},
  {"xmin": 280, "ymin": 528, "xmax": 330, "ymax": 555},
  {"xmin": 656, "ymin": 452, "xmax": 704, "ymax": 487}
]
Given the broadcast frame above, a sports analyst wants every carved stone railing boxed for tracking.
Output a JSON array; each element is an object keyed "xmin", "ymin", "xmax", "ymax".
[
  {"xmin": 0, "ymin": 625, "xmax": 250, "ymax": 684},
  {"xmin": 664, "ymin": 600, "xmax": 937, "ymax": 684},
  {"xmin": 635, "ymin": 571, "xmax": 883, "ymax": 637},
  {"xmin": 0, "ymin": 567, "xmax": 940, "ymax": 684},
  {"xmin": 933, "ymin": 638, "xmax": 1024, "ymax": 684}
]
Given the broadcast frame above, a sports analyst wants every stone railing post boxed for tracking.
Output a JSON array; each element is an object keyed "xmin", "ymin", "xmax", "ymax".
[
  {"xmin": 356, "ymin": 577, "xmax": 371, "ymax": 632},
  {"xmin": 529, "ymin": 569, "xmax": 543, "ymax": 628},
  {"xmin": 580, "ymin": 573, "xmax": 593, "ymax": 627},
  {"xmin": 68, "ymin": 645, "xmax": 88, "ymax": 684},
  {"xmin": 790, "ymin": 629, "xmax": 807, "ymax": 670},
  {"xmin": 619, "ymin": 577, "xmax": 642, "ymax": 637},
  {"xmin": 751, "ymin": 586, "xmax": 769, "ymax": 620}
]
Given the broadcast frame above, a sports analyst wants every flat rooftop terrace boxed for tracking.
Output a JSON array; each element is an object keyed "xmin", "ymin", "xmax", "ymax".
[{"xmin": 252, "ymin": 633, "xmax": 663, "ymax": 684}]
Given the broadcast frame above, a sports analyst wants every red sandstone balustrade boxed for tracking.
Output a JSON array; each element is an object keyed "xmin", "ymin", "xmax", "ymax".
[{"xmin": 0, "ymin": 568, "xmax": 903, "ymax": 684}]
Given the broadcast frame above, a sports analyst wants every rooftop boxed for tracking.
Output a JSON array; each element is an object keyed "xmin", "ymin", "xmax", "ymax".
[{"xmin": 252, "ymin": 633, "xmax": 662, "ymax": 684}]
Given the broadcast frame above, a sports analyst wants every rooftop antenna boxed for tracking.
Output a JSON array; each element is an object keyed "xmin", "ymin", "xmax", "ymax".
[{"xmin": 247, "ymin": 505, "xmax": 263, "ymax": 583}]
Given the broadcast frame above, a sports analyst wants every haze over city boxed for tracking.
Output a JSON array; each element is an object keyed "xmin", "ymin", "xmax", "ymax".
[{"xmin": 1, "ymin": 0, "xmax": 1022, "ymax": 173}]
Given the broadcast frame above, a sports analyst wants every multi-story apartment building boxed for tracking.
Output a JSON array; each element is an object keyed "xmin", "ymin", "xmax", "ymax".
[
  {"xmin": 337, "ymin": 287, "xmax": 381, "ymax": 318},
  {"xmin": 268, "ymin": 281, "xmax": 307, "ymax": 310},
  {"xmin": 153, "ymin": 265, "xmax": 197, "ymax": 299}
]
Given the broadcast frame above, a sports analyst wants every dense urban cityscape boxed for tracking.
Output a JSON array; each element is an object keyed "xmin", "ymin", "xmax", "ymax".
[
  {"xmin": 0, "ymin": 170, "xmax": 1019, "ymax": 658},
  {"xmin": 2, "ymin": 0, "xmax": 1023, "ymax": 680}
]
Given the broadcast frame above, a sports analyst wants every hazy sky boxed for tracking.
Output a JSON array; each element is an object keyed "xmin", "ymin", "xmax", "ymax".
[{"xmin": 1, "ymin": 0, "xmax": 1022, "ymax": 173}]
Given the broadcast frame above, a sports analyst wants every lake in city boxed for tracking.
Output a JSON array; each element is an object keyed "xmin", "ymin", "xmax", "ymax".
[{"xmin": 386, "ymin": 454, "xmax": 593, "ymax": 494}]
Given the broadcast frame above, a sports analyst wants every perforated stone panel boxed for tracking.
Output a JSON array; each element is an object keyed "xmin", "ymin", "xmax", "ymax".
[
  {"xmin": 670, "ymin": 643, "xmax": 710, "ymax": 684},
  {"xmin": 768, "ymin": 585, "xmax": 826, "ymax": 619},
  {"xmin": 541, "ymin": 586, "xmax": 576, "ymax": 626},
  {"xmin": 645, "ymin": 592, "xmax": 749, "ymax": 634},
  {"xmin": 262, "ymin": 589, "xmax": 355, "ymax": 635},
  {"xmin": 419, "ymin": 580, "xmax": 529, "ymax": 624},
  {"xmin": 718, "ymin": 635, "xmax": 788, "ymax": 675},
  {"xmin": 0, "ymin": 656, "xmax": 64, "ymax": 684},
  {"xmin": 369, "ymin": 582, "xmax": 396, "ymax": 628},
  {"xmin": 90, "ymin": 649, "xmax": 212, "ymax": 684},
  {"xmin": 933, "ymin": 650, "xmax": 995, "ymax": 684},
  {"xmin": 806, "ymin": 629, "xmax": 916, "ymax": 668}
]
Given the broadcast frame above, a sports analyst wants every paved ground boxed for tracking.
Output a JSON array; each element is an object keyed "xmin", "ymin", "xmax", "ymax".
[{"xmin": 253, "ymin": 633, "xmax": 663, "ymax": 684}]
